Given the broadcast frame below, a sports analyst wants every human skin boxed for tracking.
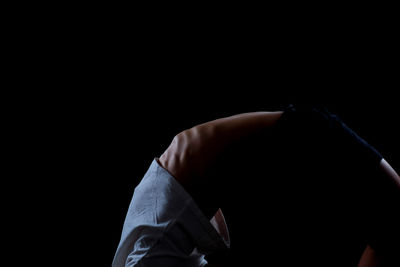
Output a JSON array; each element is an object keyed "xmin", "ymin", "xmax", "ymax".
[
  {"xmin": 159, "ymin": 111, "xmax": 284, "ymax": 190},
  {"xmin": 159, "ymin": 111, "xmax": 399, "ymax": 266}
]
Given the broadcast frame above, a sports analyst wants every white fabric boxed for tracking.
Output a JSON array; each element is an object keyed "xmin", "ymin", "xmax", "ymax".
[{"xmin": 112, "ymin": 159, "xmax": 229, "ymax": 267}]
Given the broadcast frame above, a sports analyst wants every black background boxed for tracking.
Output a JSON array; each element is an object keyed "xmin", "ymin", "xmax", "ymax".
[
  {"xmin": 18, "ymin": 64, "xmax": 399, "ymax": 266},
  {"xmin": 14, "ymin": 76, "xmax": 399, "ymax": 266},
  {"xmin": 17, "ymin": 97, "xmax": 400, "ymax": 265},
  {"xmin": 8, "ymin": 8, "xmax": 399, "ymax": 266}
]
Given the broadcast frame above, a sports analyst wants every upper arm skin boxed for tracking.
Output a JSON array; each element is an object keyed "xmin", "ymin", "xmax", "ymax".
[
  {"xmin": 361, "ymin": 159, "xmax": 400, "ymax": 266},
  {"xmin": 358, "ymin": 245, "xmax": 380, "ymax": 267},
  {"xmin": 379, "ymin": 158, "xmax": 400, "ymax": 190},
  {"xmin": 158, "ymin": 111, "xmax": 284, "ymax": 189}
]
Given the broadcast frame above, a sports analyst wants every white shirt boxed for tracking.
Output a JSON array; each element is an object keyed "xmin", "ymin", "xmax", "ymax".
[{"xmin": 112, "ymin": 159, "xmax": 230, "ymax": 267}]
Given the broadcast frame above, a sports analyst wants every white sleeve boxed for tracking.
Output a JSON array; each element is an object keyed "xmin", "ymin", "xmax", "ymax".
[{"xmin": 112, "ymin": 159, "xmax": 229, "ymax": 267}]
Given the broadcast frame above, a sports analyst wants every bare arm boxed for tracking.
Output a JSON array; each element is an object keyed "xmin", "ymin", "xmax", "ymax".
[
  {"xmin": 159, "ymin": 111, "xmax": 283, "ymax": 188},
  {"xmin": 359, "ymin": 158, "xmax": 400, "ymax": 267},
  {"xmin": 358, "ymin": 245, "xmax": 380, "ymax": 267},
  {"xmin": 379, "ymin": 158, "xmax": 400, "ymax": 189}
]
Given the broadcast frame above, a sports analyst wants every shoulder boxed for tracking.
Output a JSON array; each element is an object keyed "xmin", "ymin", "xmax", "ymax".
[
  {"xmin": 158, "ymin": 125, "xmax": 216, "ymax": 186},
  {"xmin": 158, "ymin": 111, "xmax": 284, "ymax": 186}
]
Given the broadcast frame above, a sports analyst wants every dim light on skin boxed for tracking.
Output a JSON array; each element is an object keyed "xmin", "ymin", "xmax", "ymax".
[
  {"xmin": 160, "ymin": 111, "xmax": 400, "ymax": 267},
  {"xmin": 358, "ymin": 245, "xmax": 379, "ymax": 267},
  {"xmin": 210, "ymin": 208, "xmax": 230, "ymax": 248},
  {"xmin": 357, "ymin": 158, "xmax": 400, "ymax": 266},
  {"xmin": 380, "ymin": 158, "xmax": 400, "ymax": 190},
  {"xmin": 159, "ymin": 111, "xmax": 284, "ymax": 191}
]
